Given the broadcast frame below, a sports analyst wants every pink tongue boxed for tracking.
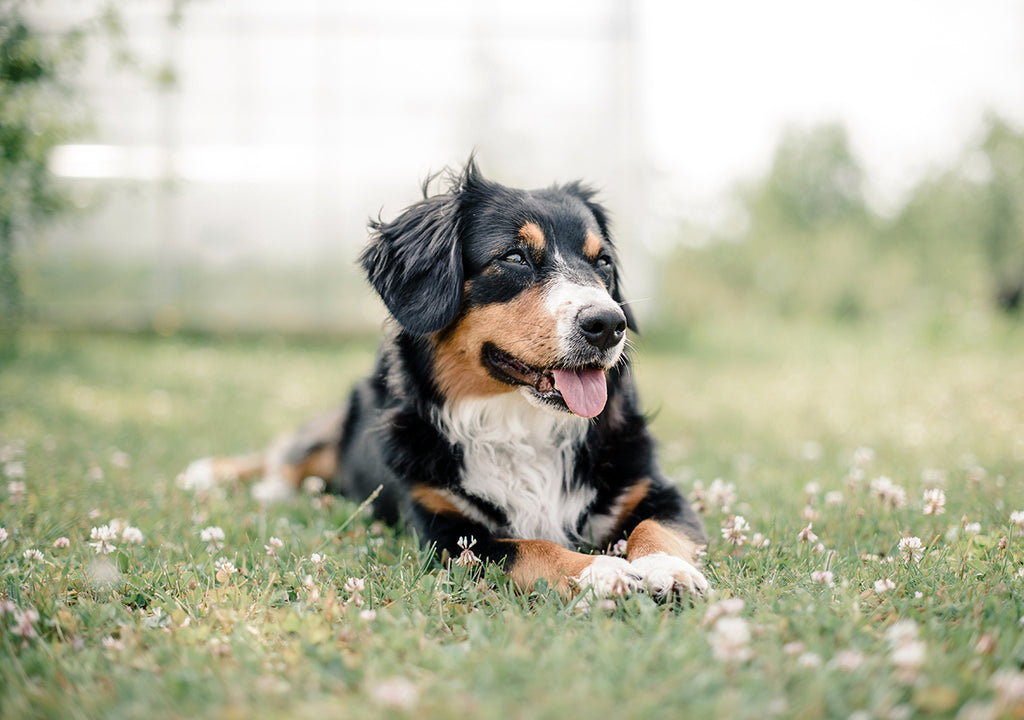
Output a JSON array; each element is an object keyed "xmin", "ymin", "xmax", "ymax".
[{"xmin": 551, "ymin": 368, "xmax": 608, "ymax": 418}]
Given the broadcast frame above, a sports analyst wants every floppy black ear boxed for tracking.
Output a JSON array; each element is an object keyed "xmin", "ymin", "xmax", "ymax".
[
  {"xmin": 562, "ymin": 181, "xmax": 639, "ymax": 333},
  {"xmin": 362, "ymin": 185, "xmax": 464, "ymax": 335}
]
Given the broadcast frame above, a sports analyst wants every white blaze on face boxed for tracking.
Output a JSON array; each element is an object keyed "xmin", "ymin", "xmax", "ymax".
[
  {"xmin": 543, "ymin": 279, "xmax": 626, "ymax": 361},
  {"xmin": 541, "ymin": 278, "xmax": 627, "ymax": 418}
]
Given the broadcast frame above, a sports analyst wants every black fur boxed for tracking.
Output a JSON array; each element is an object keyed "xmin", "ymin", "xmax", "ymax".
[{"xmin": 333, "ymin": 160, "xmax": 706, "ymax": 570}]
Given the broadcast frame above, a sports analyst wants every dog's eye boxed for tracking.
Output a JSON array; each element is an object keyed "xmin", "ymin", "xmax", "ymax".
[
  {"xmin": 502, "ymin": 251, "xmax": 528, "ymax": 265},
  {"xmin": 596, "ymin": 254, "xmax": 613, "ymax": 269}
]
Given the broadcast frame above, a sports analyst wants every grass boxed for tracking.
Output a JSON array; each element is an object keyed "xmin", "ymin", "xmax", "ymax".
[{"xmin": 2, "ymin": 318, "xmax": 1024, "ymax": 719}]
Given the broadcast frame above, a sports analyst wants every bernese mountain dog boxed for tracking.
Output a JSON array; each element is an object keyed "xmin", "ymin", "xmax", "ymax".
[{"xmin": 183, "ymin": 159, "xmax": 709, "ymax": 601}]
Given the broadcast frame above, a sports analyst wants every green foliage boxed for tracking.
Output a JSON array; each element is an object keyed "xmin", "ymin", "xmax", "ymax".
[
  {"xmin": 658, "ymin": 117, "xmax": 1024, "ymax": 333},
  {"xmin": 743, "ymin": 122, "xmax": 869, "ymax": 235},
  {"xmin": 0, "ymin": 1, "xmax": 182, "ymax": 359},
  {"xmin": 976, "ymin": 115, "xmax": 1024, "ymax": 311},
  {"xmin": 0, "ymin": 3, "xmax": 88, "ymax": 359}
]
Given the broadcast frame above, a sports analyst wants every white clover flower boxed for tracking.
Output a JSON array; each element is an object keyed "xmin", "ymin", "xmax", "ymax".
[
  {"xmin": 706, "ymin": 478, "xmax": 737, "ymax": 511},
  {"xmin": 200, "ymin": 526, "xmax": 225, "ymax": 551},
  {"xmin": 1011, "ymin": 511, "xmax": 1024, "ymax": 530},
  {"xmin": 702, "ymin": 598, "xmax": 746, "ymax": 628},
  {"xmin": 455, "ymin": 536, "xmax": 481, "ymax": 567},
  {"xmin": 797, "ymin": 652, "xmax": 823, "ymax": 669},
  {"xmin": 609, "ymin": 538, "xmax": 629, "ymax": 557},
  {"xmin": 825, "ymin": 491, "xmax": 845, "ymax": 507},
  {"xmin": 870, "ymin": 476, "xmax": 907, "ymax": 510},
  {"xmin": 798, "ymin": 523, "xmax": 818, "ymax": 544},
  {"xmin": 922, "ymin": 488, "xmax": 946, "ymax": 516},
  {"xmin": 811, "ymin": 570, "xmax": 834, "ymax": 587},
  {"xmin": 874, "ymin": 578, "xmax": 896, "ymax": 594},
  {"xmin": 214, "ymin": 557, "xmax": 238, "ymax": 582},
  {"xmin": 707, "ymin": 616, "xmax": 753, "ymax": 663},
  {"xmin": 0, "ymin": 527, "xmax": 8, "ymax": 543},
  {"xmin": 4, "ymin": 461, "xmax": 25, "ymax": 480},
  {"xmin": 991, "ymin": 670, "xmax": 1024, "ymax": 707},
  {"xmin": 89, "ymin": 525, "xmax": 117, "ymax": 555},
  {"xmin": 0, "ymin": 441, "xmax": 23, "ymax": 463},
  {"xmin": 7, "ymin": 480, "xmax": 26, "ymax": 500},
  {"xmin": 359, "ymin": 609, "xmax": 378, "ymax": 622},
  {"xmin": 963, "ymin": 522, "xmax": 982, "ymax": 535},
  {"xmin": 369, "ymin": 677, "xmax": 419, "ymax": 711},
  {"xmin": 897, "ymin": 536, "xmax": 924, "ymax": 565},
  {"xmin": 751, "ymin": 533, "xmax": 771, "ymax": 549},
  {"xmin": 102, "ymin": 636, "xmax": 125, "ymax": 650},
  {"xmin": 344, "ymin": 577, "xmax": 366, "ymax": 606},
  {"xmin": 720, "ymin": 516, "xmax": 750, "ymax": 546},
  {"xmin": 310, "ymin": 552, "xmax": 325, "ymax": 565},
  {"xmin": 783, "ymin": 641, "xmax": 806, "ymax": 657},
  {"xmin": 889, "ymin": 635, "xmax": 927, "ymax": 682},
  {"xmin": 22, "ymin": 548, "xmax": 43, "ymax": 562},
  {"xmin": 110, "ymin": 450, "xmax": 131, "ymax": 469},
  {"xmin": 886, "ymin": 618, "xmax": 919, "ymax": 646},
  {"xmin": 52, "ymin": 537, "xmax": 70, "ymax": 548},
  {"xmin": 265, "ymin": 536, "xmax": 283, "ymax": 556},
  {"xmin": 121, "ymin": 526, "xmax": 144, "ymax": 545},
  {"xmin": 852, "ymin": 446, "xmax": 876, "ymax": 468},
  {"xmin": 12, "ymin": 608, "xmax": 39, "ymax": 639},
  {"xmin": 302, "ymin": 574, "xmax": 321, "ymax": 603},
  {"xmin": 832, "ymin": 649, "xmax": 866, "ymax": 671}
]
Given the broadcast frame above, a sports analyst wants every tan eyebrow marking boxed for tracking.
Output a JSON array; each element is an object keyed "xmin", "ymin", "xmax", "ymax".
[
  {"xmin": 583, "ymin": 229, "xmax": 603, "ymax": 260},
  {"xmin": 517, "ymin": 222, "xmax": 546, "ymax": 252}
]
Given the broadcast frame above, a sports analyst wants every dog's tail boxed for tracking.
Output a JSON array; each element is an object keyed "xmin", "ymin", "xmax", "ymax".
[{"xmin": 179, "ymin": 405, "xmax": 345, "ymax": 502}]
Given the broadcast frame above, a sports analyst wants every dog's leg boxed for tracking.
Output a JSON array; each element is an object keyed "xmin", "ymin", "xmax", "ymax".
[
  {"xmin": 497, "ymin": 539, "xmax": 641, "ymax": 599},
  {"xmin": 180, "ymin": 405, "xmax": 344, "ymax": 501},
  {"xmin": 626, "ymin": 519, "xmax": 709, "ymax": 599},
  {"xmin": 603, "ymin": 478, "xmax": 710, "ymax": 600},
  {"xmin": 408, "ymin": 487, "xmax": 640, "ymax": 600}
]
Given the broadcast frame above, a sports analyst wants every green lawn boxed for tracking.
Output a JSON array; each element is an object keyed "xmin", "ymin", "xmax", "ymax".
[{"xmin": 2, "ymin": 320, "xmax": 1024, "ymax": 719}]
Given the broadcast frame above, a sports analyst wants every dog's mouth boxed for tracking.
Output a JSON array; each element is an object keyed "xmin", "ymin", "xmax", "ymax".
[{"xmin": 482, "ymin": 343, "xmax": 608, "ymax": 418}]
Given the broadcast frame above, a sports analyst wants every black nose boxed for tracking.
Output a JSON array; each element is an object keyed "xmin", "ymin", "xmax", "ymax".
[{"xmin": 577, "ymin": 305, "xmax": 627, "ymax": 350}]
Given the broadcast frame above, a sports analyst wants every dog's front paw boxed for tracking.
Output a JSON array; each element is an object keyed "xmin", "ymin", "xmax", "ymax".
[
  {"xmin": 575, "ymin": 555, "xmax": 642, "ymax": 599},
  {"xmin": 629, "ymin": 552, "xmax": 710, "ymax": 600}
]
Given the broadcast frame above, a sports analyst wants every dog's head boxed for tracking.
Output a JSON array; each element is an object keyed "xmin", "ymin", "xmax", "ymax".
[{"xmin": 362, "ymin": 159, "xmax": 636, "ymax": 418}]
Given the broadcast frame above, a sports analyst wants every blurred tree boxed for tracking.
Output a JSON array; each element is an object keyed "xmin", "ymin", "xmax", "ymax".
[
  {"xmin": 743, "ymin": 122, "xmax": 869, "ymax": 237},
  {"xmin": 729, "ymin": 122, "xmax": 878, "ymax": 320},
  {"xmin": 975, "ymin": 114, "xmax": 1024, "ymax": 312},
  {"xmin": 0, "ymin": 3, "xmax": 85, "ymax": 359},
  {"xmin": 0, "ymin": 1, "xmax": 183, "ymax": 358}
]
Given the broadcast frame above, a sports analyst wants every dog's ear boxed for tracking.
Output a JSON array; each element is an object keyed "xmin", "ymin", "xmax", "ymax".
[
  {"xmin": 562, "ymin": 181, "xmax": 639, "ymax": 334},
  {"xmin": 362, "ymin": 177, "xmax": 465, "ymax": 336}
]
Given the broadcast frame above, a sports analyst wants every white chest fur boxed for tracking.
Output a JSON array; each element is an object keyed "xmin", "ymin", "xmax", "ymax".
[{"xmin": 433, "ymin": 392, "xmax": 595, "ymax": 548}]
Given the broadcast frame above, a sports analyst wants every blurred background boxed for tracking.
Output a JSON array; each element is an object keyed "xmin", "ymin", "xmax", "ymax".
[{"xmin": 3, "ymin": 0, "xmax": 1024, "ymax": 345}]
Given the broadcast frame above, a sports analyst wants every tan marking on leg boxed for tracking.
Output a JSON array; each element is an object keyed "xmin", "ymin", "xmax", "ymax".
[
  {"xmin": 276, "ymin": 444, "xmax": 338, "ymax": 489},
  {"xmin": 410, "ymin": 485, "xmax": 462, "ymax": 516},
  {"xmin": 583, "ymin": 229, "xmax": 603, "ymax": 260},
  {"xmin": 626, "ymin": 519, "xmax": 703, "ymax": 565},
  {"xmin": 517, "ymin": 222, "xmax": 546, "ymax": 254},
  {"xmin": 498, "ymin": 539, "xmax": 597, "ymax": 594},
  {"xmin": 205, "ymin": 454, "xmax": 267, "ymax": 483}
]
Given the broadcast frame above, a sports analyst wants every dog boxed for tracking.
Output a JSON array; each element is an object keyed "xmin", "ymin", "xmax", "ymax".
[{"xmin": 183, "ymin": 159, "xmax": 709, "ymax": 601}]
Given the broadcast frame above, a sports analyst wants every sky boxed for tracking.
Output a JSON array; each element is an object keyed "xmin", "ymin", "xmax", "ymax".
[{"xmin": 636, "ymin": 0, "xmax": 1024, "ymax": 214}]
